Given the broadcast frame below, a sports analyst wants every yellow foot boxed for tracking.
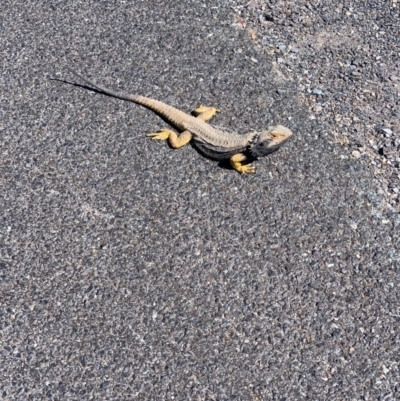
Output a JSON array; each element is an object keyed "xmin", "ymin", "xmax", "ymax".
[
  {"xmin": 146, "ymin": 129, "xmax": 173, "ymax": 141},
  {"xmin": 235, "ymin": 163, "xmax": 255, "ymax": 174},
  {"xmin": 230, "ymin": 153, "xmax": 255, "ymax": 174},
  {"xmin": 193, "ymin": 105, "xmax": 220, "ymax": 121}
]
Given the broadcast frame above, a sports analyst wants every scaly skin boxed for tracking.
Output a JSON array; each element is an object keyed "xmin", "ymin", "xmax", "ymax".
[
  {"xmin": 65, "ymin": 67, "xmax": 293, "ymax": 173},
  {"xmin": 147, "ymin": 105, "xmax": 220, "ymax": 148}
]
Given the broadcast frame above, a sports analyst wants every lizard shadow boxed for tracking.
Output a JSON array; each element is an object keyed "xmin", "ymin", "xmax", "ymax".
[
  {"xmin": 190, "ymin": 145, "xmax": 234, "ymax": 171},
  {"xmin": 216, "ymin": 159, "xmax": 234, "ymax": 171}
]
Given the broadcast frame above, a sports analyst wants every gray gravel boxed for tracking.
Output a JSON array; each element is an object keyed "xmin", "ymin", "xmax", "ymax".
[
  {"xmin": 1, "ymin": 0, "xmax": 399, "ymax": 400},
  {"xmin": 230, "ymin": 0, "xmax": 400, "ymax": 211}
]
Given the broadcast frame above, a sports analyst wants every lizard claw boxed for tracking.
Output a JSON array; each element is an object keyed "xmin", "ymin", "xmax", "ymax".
[
  {"xmin": 193, "ymin": 105, "xmax": 220, "ymax": 121},
  {"xmin": 238, "ymin": 164, "xmax": 255, "ymax": 174},
  {"xmin": 146, "ymin": 130, "xmax": 171, "ymax": 140},
  {"xmin": 194, "ymin": 105, "xmax": 220, "ymax": 114}
]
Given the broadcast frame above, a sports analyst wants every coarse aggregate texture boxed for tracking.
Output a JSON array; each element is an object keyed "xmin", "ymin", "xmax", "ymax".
[
  {"xmin": 0, "ymin": 0, "xmax": 399, "ymax": 400},
  {"xmin": 229, "ymin": 0, "xmax": 400, "ymax": 210}
]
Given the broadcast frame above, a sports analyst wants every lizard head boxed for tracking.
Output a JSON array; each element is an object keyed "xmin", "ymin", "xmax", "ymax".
[{"xmin": 248, "ymin": 125, "xmax": 292, "ymax": 159}]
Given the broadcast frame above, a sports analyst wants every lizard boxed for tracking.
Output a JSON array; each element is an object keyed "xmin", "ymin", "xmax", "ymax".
[{"xmin": 65, "ymin": 66, "xmax": 292, "ymax": 173}]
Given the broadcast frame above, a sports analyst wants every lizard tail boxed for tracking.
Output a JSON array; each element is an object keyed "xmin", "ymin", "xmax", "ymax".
[
  {"xmin": 65, "ymin": 66, "xmax": 140, "ymax": 103},
  {"xmin": 65, "ymin": 65, "xmax": 191, "ymax": 129}
]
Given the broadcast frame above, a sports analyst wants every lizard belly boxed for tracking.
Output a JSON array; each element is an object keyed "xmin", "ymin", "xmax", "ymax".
[{"xmin": 193, "ymin": 139, "xmax": 246, "ymax": 160}]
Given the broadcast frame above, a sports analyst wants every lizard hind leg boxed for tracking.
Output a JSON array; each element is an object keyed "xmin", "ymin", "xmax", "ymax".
[
  {"xmin": 146, "ymin": 106, "xmax": 217, "ymax": 149},
  {"xmin": 193, "ymin": 105, "xmax": 220, "ymax": 122},
  {"xmin": 230, "ymin": 153, "xmax": 255, "ymax": 174},
  {"xmin": 147, "ymin": 129, "xmax": 192, "ymax": 149}
]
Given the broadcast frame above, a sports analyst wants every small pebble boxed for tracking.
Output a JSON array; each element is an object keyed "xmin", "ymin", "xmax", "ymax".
[
  {"xmin": 351, "ymin": 150, "xmax": 361, "ymax": 159},
  {"xmin": 290, "ymin": 47, "xmax": 299, "ymax": 53},
  {"xmin": 247, "ymin": 1, "xmax": 257, "ymax": 8},
  {"xmin": 278, "ymin": 44, "xmax": 286, "ymax": 53},
  {"xmin": 312, "ymin": 88, "xmax": 323, "ymax": 95},
  {"xmin": 350, "ymin": 222, "xmax": 358, "ymax": 230},
  {"xmin": 382, "ymin": 128, "xmax": 393, "ymax": 135}
]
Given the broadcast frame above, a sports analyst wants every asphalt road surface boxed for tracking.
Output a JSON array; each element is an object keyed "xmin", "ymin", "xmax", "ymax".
[{"xmin": 1, "ymin": 0, "xmax": 399, "ymax": 400}]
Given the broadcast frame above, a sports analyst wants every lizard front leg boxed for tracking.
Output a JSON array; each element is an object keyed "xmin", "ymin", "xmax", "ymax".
[
  {"xmin": 146, "ymin": 105, "xmax": 220, "ymax": 148},
  {"xmin": 230, "ymin": 153, "xmax": 255, "ymax": 174}
]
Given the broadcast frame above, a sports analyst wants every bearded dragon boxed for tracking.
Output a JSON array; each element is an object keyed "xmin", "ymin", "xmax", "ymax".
[{"xmin": 66, "ymin": 67, "xmax": 292, "ymax": 173}]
